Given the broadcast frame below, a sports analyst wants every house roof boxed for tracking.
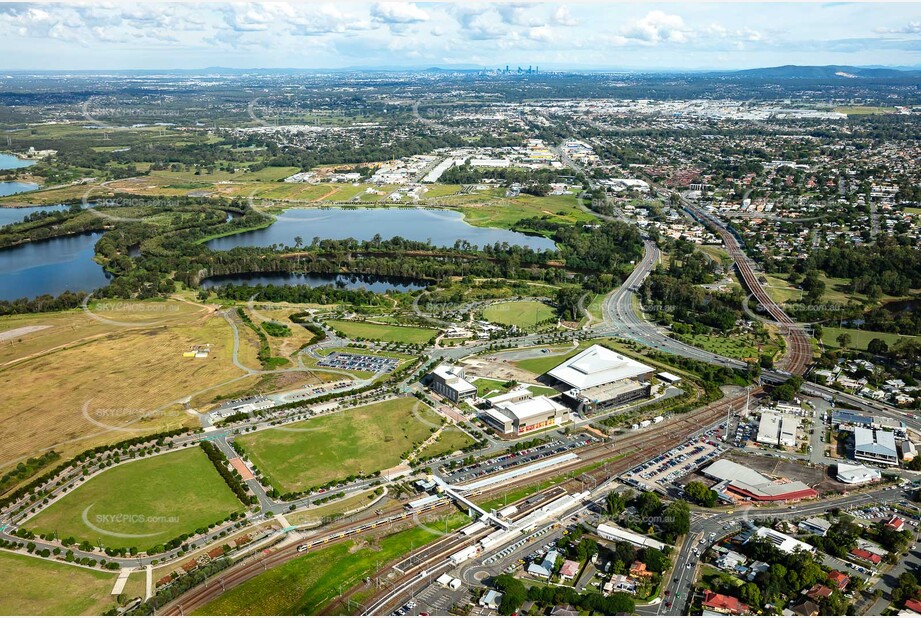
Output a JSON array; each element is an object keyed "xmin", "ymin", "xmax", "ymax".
[
  {"xmin": 906, "ymin": 599, "xmax": 921, "ymax": 613},
  {"xmin": 702, "ymin": 590, "xmax": 749, "ymax": 615},
  {"xmin": 850, "ymin": 547, "xmax": 882, "ymax": 564}
]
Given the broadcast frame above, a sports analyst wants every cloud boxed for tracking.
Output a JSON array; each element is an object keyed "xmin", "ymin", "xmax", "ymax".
[
  {"xmin": 528, "ymin": 25, "xmax": 554, "ymax": 42},
  {"xmin": 552, "ymin": 6, "xmax": 579, "ymax": 27},
  {"xmin": 371, "ymin": 2, "xmax": 429, "ymax": 25},
  {"xmin": 620, "ymin": 10, "xmax": 689, "ymax": 44},
  {"xmin": 877, "ymin": 21, "xmax": 921, "ymax": 35}
]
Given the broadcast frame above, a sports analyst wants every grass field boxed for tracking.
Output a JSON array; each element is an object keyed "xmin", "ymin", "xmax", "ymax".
[
  {"xmin": 820, "ymin": 326, "xmax": 916, "ymax": 351},
  {"xmin": 284, "ymin": 490, "xmax": 381, "ymax": 526},
  {"xmin": 192, "ymin": 517, "xmax": 468, "ymax": 616},
  {"xmin": 0, "ymin": 300, "xmax": 255, "ymax": 477},
  {"xmin": 0, "ymin": 552, "xmax": 119, "ymax": 615},
  {"xmin": 27, "ymin": 448, "xmax": 243, "ymax": 550},
  {"xmin": 482, "ymin": 300, "xmax": 557, "ymax": 329},
  {"xmin": 513, "ymin": 341, "xmax": 592, "ymax": 375},
  {"xmin": 417, "ymin": 428, "xmax": 476, "ymax": 459},
  {"xmin": 236, "ymin": 398, "xmax": 439, "ymax": 492},
  {"xmin": 681, "ymin": 333, "xmax": 779, "ymax": 361},
  {"xmin": 833, "ymin": 106, "xmax": 897, "ymax": 115},
  {"xmin": 325, "ymin": 319, "xmax": 438, "ymax": 344}
]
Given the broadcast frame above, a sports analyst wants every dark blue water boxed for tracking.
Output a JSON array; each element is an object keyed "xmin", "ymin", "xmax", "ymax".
[
  {"xmin": 201, "ymin": 272, "xmax": 425, "ymax": 292},
  {"xmin": 0, "ymin": 153, "xmax": 36, "ymax": 170},
  {"xmin": 206, "ymin": 208, "xmax": 556, "ymax": 251},
  {"xmin": 0, "ymin": 205, "xmax": 70, "ymax": 227},
  {"xmin": 0, "ymin": 181, "xmax": 40, "ymax": 196},
  {"xmin": 0, "ymin": 233, "xmax": 111, "ymax": 301}
]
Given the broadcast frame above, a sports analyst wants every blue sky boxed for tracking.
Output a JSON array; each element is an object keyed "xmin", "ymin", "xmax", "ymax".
[{"xmin": 0, "ymin": 2, "xmax": 919, "ymax": 71}]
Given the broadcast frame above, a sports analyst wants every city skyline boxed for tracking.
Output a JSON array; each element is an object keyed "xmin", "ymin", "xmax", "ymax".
[{"xmin": 0, "ymin": 2, "xmax": 920, "ymax": 71}]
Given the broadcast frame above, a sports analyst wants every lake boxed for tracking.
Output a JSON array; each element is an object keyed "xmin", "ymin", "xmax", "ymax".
[
  {"xmin": 201, "ymin": 272, "xmax": 426, "ymax": 292},
  {"xmin": 0, "ymin": 233, "xmax": 111, "ymax": 301},
  {"xmin": 0, "ymin": 181, "xmax": 40, "ymax": 197},
  {"xmin": 0, "ymin": 205, "xmax": 70, "ymax": 227},
  {"xmin": 0, "ymin": 153, "xmax": 37, "ymax": 170},
  {"xmin": 205, "ymin": 207, "xmax": 556, "ymax": 252}
]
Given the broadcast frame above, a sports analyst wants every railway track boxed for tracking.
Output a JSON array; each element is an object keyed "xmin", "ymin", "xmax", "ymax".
[{"xmin": 159, "ymin": 390, "xmax": 751, "ymax": 615}]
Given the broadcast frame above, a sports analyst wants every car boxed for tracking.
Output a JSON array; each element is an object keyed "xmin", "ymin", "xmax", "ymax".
[
  {"xmin": 686, "ymin": 562, "xmax": 691, "ymax": 568},
  {"xmin": 664, "ymin": 590, "xmax": 670, "ymax": 597},
  {"xmin": 665, "ymin": 601, "xmax": 672, "ymax": 609}
]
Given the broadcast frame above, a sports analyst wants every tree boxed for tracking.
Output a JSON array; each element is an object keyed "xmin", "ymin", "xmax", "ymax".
[
  {"xmin": 836, "ymin": 332, "xmax": 852, "ymax": 349},
  {"xmin": 867, "ymin": 338, "xmax": 889, "ymax": 355},
  {"xmin": 684, "ymin": 481, "xmax": 718, "ymax": 507},
  {"xmin": 739, "ymin": 582, "xmax": 762, "ymax": 608},
  {"xmin": 660, "ymin": 501, "xmax": 691, "ymax": 543},
  {"xmin": 606, "ymin": 491, "xmax": 628, "ymax": 517},
  {"xmin": 493, "ymin": 574, "xmax": 526, "ymax": 615},
  {"xmin": 642, "ymin": 547, "xmax": 670, "ymax": 573}
]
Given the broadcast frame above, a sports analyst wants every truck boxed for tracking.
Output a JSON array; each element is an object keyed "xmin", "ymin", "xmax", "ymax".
[
  {"xmin": 639, "ymin": 420, "xmax": 652, "ymax": 429},
  {"xmin": 652, "ymin": 415, "xmax": 665, "ymax": 424}
]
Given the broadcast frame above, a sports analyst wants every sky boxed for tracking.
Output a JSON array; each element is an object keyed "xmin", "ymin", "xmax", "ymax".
[{"xmin": 0, "ymin": 1, "xmax": 920, "ymax": 71}]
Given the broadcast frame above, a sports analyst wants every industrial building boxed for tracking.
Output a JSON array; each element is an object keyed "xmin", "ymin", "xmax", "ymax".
[
  {"xmin": 429, "ymin": 364, "xmax": 477, "ymax": 403},
  {"xmin": 595, "ymin": 523, "xmax": 666, "ymax": 551},
  {"xmin": 853, "ymin": 427, "xmax": 899, "ymax": 466},
  {"xmin": 756, "ymin": 412, "xmax": 800, "ymax": 447},
  {"xmin": 546, "ymin": 344, "xmax": 654, "ymax": 413},
  {"xmin": 836, "ymin": 462, "xmax": 882, "ymax": 484},
  {"xmin": 480, "ymin": 393, "xmax": 570, "ymax": 438},
  {"xmin": 702, "ymin": 459, "xmax": 818, "ymax": 502}
]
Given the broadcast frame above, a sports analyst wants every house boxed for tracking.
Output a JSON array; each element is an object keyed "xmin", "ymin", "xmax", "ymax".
[
  {"xmin": 702, "ymin": 590, "xmax": 750, "ymax": 615},
  {"xmin": 550, "ymin": 605, "xmax": 579, "ymax": 617},
  {"xmin": 207, "ymin": 546, "xmax": 225, "ymax": 559},
  {"xmin": 827, "ymin": 570, "xmax": 850, "ymax": 591},
  {"xmin": 559, "ymin": 559, "xmax": 581, "ymax": 580},
  {"xmin": 906, "ymin": 599, "xmax": 921, "ymax": 614},
  {"xmin": 798, "ymin": 517, "xmax": 832, "ymax": 537},
  {"xmin": 629, "ymin": 560, "xmax": 654, "ymax": 578},
  {"xmin": 788, "ymin": 600, "xmax": 820, "ymax": 616},
  {"xmin": 886, "ymin": 516, "xmax": 906, "ymax": 532},
  {"xmin": 479, "ymin": 590, "xmax": 503, "ymax": 610},
  {"xmin": 528, "ymin": 550, "xmax": 559, "ymax": 578},
  {"xmin": 850, "ymin": 547, "xmax": 882, "ymax": 565},
  {"xmin": 806, "ymin": 584, "xmax": 834, "ymax": 602},
  {"xmin": 603, "ymin": 574, "xmax": 636, "ymax": 595}
]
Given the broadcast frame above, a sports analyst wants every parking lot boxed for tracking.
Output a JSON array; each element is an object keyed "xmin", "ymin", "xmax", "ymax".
[
  {"xmin": 621, "ymin": 429, "xmax": 726, "ymax": 493},
  {"xmin": 396, "ymin": 580, "xmax": 470, "ymax": 616},
  {"xmin": 440, "ymin": 433, "xmax": 600, "ymax": 486},
  {"xmin": 318, "ymin": 352, "xmax": 399, "ymax": 373}
]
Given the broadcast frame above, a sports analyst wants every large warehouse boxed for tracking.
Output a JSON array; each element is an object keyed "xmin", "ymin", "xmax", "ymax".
[
  {"xmin": 480, "ymin": 393, "xmax": 570, "ymax": 438},
  {"xmin": 853, "ymin": 427, "xmax": 899, "ymax": 466},
  {"xmin": 756, "ymin": 412, "xmax": 800, "ymax": 447},
  {"xmin": 547, "ymin": 345, "xmax": 654, "ymax": 413},
  {"xmin": 702, "ymin": 459, "xmax": 818, "ymax": 502}
]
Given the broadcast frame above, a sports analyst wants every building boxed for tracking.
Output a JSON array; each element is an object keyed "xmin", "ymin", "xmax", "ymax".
[
  {"xmin": 595, "ymin": 523, "xmax": 666, "ymax": 551},
  {"xmin": 528, "ymin": 550, "xmax": 560, "ymax": 578},
  {"xmin": 854, "ymin": 427, "xmax": 899, "ymax": 466},
  {"xmin": 849, "ymin": 547, "xmax": 882, "ymax": 565},
  {"xmin": 429, "ymin": 365, "xmax": 477, "ymax": 402},
  {"xmin": 560, "ymin": 560, "xmax": 581, "ymax": 580},
  {"xmin": 480, "ymin": 394, "xmax": 570, "ymax": 438},
  {"xmin": 836, "ymin": 462, "xmax": 882, "ymax": 484},
  {"xmin": 702, "ymin": 459, "xmax": 818, "ymax": 502},
  {"xmin": 479, "ymin": 590, "xmax": 503, "ymax": 610},
  {"xmin": 798, "ymin": 517, "xmax": 832, "ymax": 537},
  {"xmin": 756, "ymin": 412, "xmax": 800, "ymax": 447},
  {"xmin": 806, "ymin": 584, "xmax": 834, "ymax": 602},
  {"xmin": 886, "ymin": 516, "xmax": 906, "ymax": 532},
  {"xmin": 903, "ymin": 440, "xmax": 918, "ymax": 462},
  {"xmin": 547, "ymin": 345, "xmax": 654, "ymax": 413},
  {"xmin": 828, "ymin": 570, "xmax": 850, "ymax": 591},
  {"xmin": 629, "ymin": 561, "xmax": 654, "ymax": 578},
  {"xmin": 701, "ymin": 590, "xmax": 750, "ymax": 615},
  {"xmin": 751, "ymin": 527, "xmax": 814, "ymax": 554},
  {"xmin": 604, "ymin": 574, "xmax": 636, "ymax": 595}
]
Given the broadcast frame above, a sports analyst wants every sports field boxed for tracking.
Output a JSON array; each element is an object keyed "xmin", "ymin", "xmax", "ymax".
[
  {"xmin": 482, "ymin": 300, "xmax": 557, "ymax": 328},
  {"xmin": 0, "ymin": 552, "xmax": 119, "ymax": 615},
  {"xmin": 26, "ymin": 447, "xmax": 243, "ymax": 550},
  {"xmin": 325, "ymin": 319, "xmax": 438, "ymax": 344},
  {"xmin": 0, "ymin": 300, "xmax": 253, "ymax": 477},
  {"xmin": 236, "ymin": 398, "xmax": 439, "ymax": 492}
]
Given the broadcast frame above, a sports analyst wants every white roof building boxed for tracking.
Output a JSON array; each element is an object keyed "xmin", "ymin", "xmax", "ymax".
[
  {"xmin": 836, "ymin": 462, "xmax": 883, "ymax": 484},
  {"xmin": 756, "ymin": 412, "xmax": 800, "ymax": 447},
  {"xmin": 752, "ymin": 527, "xmax": 814, "ymax": 554},
  {"xmin": 547, "ymin": 345, "xmax": 653, "ymax": 390},
  {"xmin": 854, "ymin": 427, "xmax": 899, "ymax": 466}
]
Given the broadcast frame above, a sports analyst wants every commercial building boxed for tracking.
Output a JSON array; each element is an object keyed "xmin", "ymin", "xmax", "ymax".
[
  {"xmin": 854, "ymin": 427, "xmax": 899, "ymax": 466},
  {"xmin": 547, "ymin": 345, "xmax": 654, "ymax": 413},
  {"xmin": 480, "ymin": 394, "xmax": 570, "ymax": 438},
  {"xmin": 429, "ymin": 365, "xmax": 477, "ymax": 403},
  {"xmin": 756, "ymin": 412, "xmax": 800, "ymax": 447},
  {"xmin": 702, "ymin": 459, "xmax": 818, "ymax": 502},
  {"xmin": 835, "ymin": 462, "xmax": 882, "ymax": 484},
  {"xmin": 751, "ymin": 527, "xmax": 814, "ymax": 554},
  {"xmin": 595, "ymin": 523, "xmax": 666, "ymax": 551},
  {"xmin": 798, "ymin": 517, "xmax": 832, "ymax": 537}
]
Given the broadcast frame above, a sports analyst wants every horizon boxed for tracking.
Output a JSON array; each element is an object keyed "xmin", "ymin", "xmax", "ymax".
[{"xmin": 1, "ymin": 2, "xmax": 920, "ymax": 71}]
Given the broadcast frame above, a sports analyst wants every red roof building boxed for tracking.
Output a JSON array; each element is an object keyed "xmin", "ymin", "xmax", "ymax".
[
  {"xmin": 905, "ymin": 599, "xmax": 921, "ymax": 613},
  {"xmin": 559, "ymin": 560, "xmax": 580, "ymax": 580},
  {"xmin": 806, "ymin": 584, "xmax": 834, "ymax": 601},
  {"xmin": 702, "ymin": 590, "xmax": 749, "ymax": 615},
  {"xmin": 849, "ymin": 547, "xmax": 882, "ymax": 565},
  {"xmin": 828, "ymin": 570, "xmax": 850, "ymax": 590},
  {"xmin": 885, "ymin": 516, "xmax": 906, "ymax": 532}
]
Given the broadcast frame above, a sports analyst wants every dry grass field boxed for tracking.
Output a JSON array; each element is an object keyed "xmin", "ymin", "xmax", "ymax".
[{"xmin": 0, "ymin": 299, "xmax": 257, "ymax": 478}]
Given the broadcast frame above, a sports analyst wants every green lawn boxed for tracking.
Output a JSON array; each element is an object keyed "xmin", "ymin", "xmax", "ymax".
[
  {"xmin": 474, "ymin": 377, "xmax": 558, "ymax": 398},
  {"xmin": 193, "ymin": 518, "xmax": 468, "ymax": 615},
  {"xmin": 0, "ymin": 552, "xmax": 119, "ymax": 615},
  {"xmin": 682, "ymin": 333, "xmax": 778, "ymax": 361},
  {"xmin": 417, "ymin": 429, "xmax": 476, "ymax": 459},
  {"xmin": 326, "ymin": 319, "xmax": 438, "ymax": 344},
  {"xmin": 27, "ymin": 448, "xmax": 244, "ymax": 550},
  {"xmin": 482, "ymin": 300, "xmax": 557, "ymax": 329},
  {"xmin": 514, "ymin": 341, "xmax": 594, "ymax": 375},
  {"xmin": 820, "ymin": 326, "xmax": 916, "ymax": 351},
  {"xmin": 236, "ymin": 398, "xmax": 438, "ymax": 493}
]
